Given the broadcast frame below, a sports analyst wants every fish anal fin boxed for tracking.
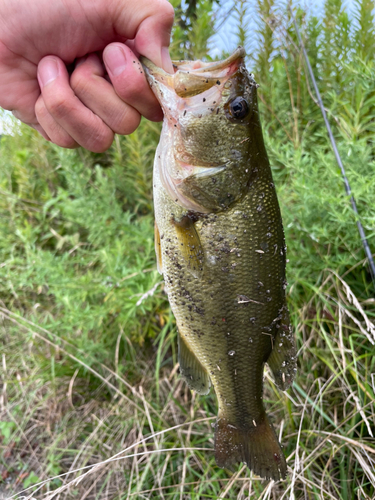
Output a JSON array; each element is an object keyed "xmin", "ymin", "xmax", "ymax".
[
  {"xmin": 178, "ymin": 333, "xmax": 210, "ymax": 395},
  {"xmin": 172, "ymin": 215, "xmax": 204, "ymax": 278},
  {"xmin": 154, "ymin": 221, "xmax": 163, "ymax": 275},
  {"xmin": 214, "ymin": 414, "xmax": 287, "ymax": 481},
  {"xmin": 267, "ymin": 306, "xmax": 296, "ymax": 391}
]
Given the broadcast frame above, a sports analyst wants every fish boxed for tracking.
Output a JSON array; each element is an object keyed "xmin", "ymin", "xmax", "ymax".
[{"xmin": 141, "ymin": 47, "xmax": 297, "ymax": 481}]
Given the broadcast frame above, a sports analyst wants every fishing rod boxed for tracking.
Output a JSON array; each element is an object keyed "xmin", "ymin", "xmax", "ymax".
[{"xmin": 289, "ymin": 6, "xmax": 375, "ymax": 291}]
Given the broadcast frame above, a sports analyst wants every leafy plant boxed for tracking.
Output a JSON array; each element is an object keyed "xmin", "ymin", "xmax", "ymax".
[{"xmin": 1, "ymin": 1, "xmax": 374, "ymax": 498}]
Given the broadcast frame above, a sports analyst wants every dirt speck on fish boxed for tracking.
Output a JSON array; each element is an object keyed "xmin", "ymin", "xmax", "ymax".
[{"xmin": 141, "ymin": 47, "xmax": 297, "ymax": 481}]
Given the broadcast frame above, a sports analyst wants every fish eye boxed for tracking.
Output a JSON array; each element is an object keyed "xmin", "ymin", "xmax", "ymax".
[{"xmin": 229, "ymin": 97, "xmax": 249, "ymax": 119}]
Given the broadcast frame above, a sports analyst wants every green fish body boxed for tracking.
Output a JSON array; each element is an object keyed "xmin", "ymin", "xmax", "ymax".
[{"xmin": 142, "ymin": 48, "xmax": 296, "ymax": 481}]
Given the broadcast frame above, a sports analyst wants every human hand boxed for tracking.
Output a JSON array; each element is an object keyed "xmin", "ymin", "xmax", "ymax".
[{"xmin": 0, "ymin": 0, "xmax": 174, "ymax": 152}]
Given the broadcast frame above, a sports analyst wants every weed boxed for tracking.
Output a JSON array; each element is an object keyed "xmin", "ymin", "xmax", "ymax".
[{"xmin": 1, "ymin": 1, "xmax": 375, "ymax": 498}]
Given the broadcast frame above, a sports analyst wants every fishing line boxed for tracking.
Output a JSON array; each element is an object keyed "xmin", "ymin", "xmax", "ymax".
[{"xmin": 289, "ymin": 6, "xmax": 375, "ymax": 291}]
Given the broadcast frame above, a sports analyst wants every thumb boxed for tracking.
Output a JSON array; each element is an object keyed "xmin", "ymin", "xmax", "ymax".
[{"xmin": 114, "ymin": 0, "xmax": 174, "ymax": 73}]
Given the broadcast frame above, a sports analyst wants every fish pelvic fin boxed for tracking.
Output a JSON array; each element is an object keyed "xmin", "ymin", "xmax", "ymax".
[
  {"xmin": 154, "ymin": 221, "xmax": 163, "ymax": 274},
  {"xmin": 214, "ymin": 414, "xmax": 287, "ymax": 481},
  {"xmin": 267, "ymin": 306, "xmax": 296, "ymax": 391}
]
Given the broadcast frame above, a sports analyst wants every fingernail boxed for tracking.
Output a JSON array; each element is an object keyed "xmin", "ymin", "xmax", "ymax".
[
  {"xmin": 104, "ymin": 45, "xmax": 127, "ymax": 77},
  {"xmin": 38, "ymin": 57, "xmax": 59, "ymax": 88},
  {"xmin": 161, "ymin": 47, "xmax": 173, "ymax": 74}
]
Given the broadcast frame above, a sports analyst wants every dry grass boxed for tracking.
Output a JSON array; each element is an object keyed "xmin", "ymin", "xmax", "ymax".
[
  {"xmin": 1, "ymin": 270, "xmax": 374, "ymax": 499},
  {"xmin": 1, "ymin": 1, "xmax": 375, "ymax": 498}
]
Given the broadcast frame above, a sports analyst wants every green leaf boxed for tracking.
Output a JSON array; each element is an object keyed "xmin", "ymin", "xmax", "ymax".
[{"xmin": 23, "ymin": 471, "xmax": 40, "ymax": 489}]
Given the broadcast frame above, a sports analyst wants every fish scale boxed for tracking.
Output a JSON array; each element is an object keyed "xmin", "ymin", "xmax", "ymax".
[
  {"xmin": 142, "ymin": 47, "xmax": 297, "ymax": 481},
  {"xmin": 156, "ymin": 158, "xmax": 284, "ymax": 423}
]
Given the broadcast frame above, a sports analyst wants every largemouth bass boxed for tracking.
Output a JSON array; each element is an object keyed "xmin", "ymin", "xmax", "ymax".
[{"xmin": 142, "ymin": 47, "xmax": 296, "ymax": 481}]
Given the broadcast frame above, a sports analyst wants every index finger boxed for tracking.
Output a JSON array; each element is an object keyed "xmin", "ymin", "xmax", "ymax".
[{"xmin": 103, "ymin": 43, "xmax": 163, "ymax": 122}]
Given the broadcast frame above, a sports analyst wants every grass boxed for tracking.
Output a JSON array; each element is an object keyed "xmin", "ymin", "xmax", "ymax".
[
  {"xmin": 1, "ymin": 0, "xmax": 375, "ymax": 498},
  {"xmin": 1, "ymin": 269, "xmax": 374, "ymax": 499}
]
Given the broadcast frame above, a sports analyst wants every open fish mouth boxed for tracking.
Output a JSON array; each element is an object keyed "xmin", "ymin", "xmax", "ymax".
[
  {"xmin": 141, "ymin": 47, "xmax": 250, "ymax": 213},
  {"xmin": 141, "ymin": 47, "xmax": 245, "ymax": 98}
]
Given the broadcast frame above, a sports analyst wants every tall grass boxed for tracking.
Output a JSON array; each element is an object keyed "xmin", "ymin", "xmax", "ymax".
[{"xmin": 1, "ymin": 0, "xmax": 374, "ymax": 498}]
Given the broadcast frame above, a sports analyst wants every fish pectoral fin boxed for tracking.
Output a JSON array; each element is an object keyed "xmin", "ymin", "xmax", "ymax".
[
  {"xmin": 267, "ymin": 306, "xmax": 296, "ymax": 391},
  {"xmin": 172, "ymin": 215, "xmax": 204, "ymax": 278},
  {"xmin": 154, "ymin": 221, "xmax": 163, "ymax": 274},
  {"xmin": 178, "ymin": 333, "xmax": 211, "ymax": 395}
]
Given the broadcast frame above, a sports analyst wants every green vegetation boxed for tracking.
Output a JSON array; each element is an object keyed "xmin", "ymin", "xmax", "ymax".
[{"xmin": 1, "ymin": 0, "xmax": 374, "ymax": 498}]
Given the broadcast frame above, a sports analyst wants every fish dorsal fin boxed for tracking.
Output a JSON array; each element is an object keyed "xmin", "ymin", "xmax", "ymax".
[
  {"xmin": 154, "ymin": 221, "xmax": 163, "ymax": 275},
  {"xmin": 178, "ymin": 333, "xmax": 211, "ymax": 395},
  {"xmin": 172, "ymin": 215, "xmax": 204, "ymax": 278},
  {"xmin": 266, "ymin": 306, "xmax": 296, "ymax": 391}
]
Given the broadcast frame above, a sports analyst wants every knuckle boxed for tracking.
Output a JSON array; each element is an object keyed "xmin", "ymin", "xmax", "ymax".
[
  {"xmin": 153, "ymin": 0, "xmax": 174, "ymax": 20},
  {"xmin": 161, "ymin": 1, "xmax": 175, "ymax": 22},
  {"xmin": 45, "ymin": 91, "xmax": 71, "ymax": 120}
]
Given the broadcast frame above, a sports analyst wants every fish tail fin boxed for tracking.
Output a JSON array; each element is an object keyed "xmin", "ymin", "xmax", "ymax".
[{"xmin": 214, "ymin": 414, "xmax": 287, "ymax": 481}]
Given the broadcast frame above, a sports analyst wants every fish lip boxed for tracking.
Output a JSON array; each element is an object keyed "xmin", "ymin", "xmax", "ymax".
[
  {"xmin": 172, "ymin": 46, "xmax": 245, "ymax": 73},
  {"xmin": 140, "ymin": 57, "xmax": 172, "ymax": 81},
  {"xmin": 140, "ymin": 46, "xmax": 246, "ymax": 89}
]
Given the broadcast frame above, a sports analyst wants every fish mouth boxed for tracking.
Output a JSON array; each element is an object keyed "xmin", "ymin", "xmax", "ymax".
[
  {"xmin": 141, "ymin": 47, "xmax": 247, "ymax": 213},
  {"xmin": 141, "ymin": 47, "xmax": 245, "ymax": 98}
]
